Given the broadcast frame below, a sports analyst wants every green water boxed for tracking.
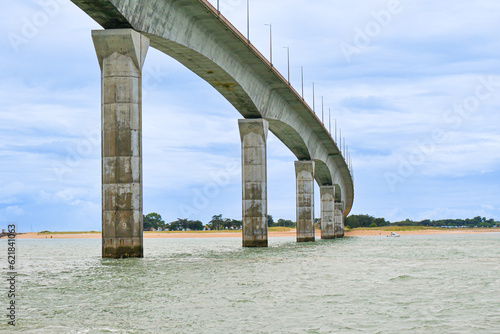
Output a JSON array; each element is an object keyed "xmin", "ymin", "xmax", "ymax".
[{"xmin": 2, "ymin": 233, "xmax": 500, "ymax": 333}]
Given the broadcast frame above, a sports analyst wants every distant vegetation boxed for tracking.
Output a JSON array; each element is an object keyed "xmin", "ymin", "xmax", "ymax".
[
  {"xmin": 345, "ymin": 215, "xmax": 391, "ymax": 229},
  {"xmin": 143, "ymin": 212, "xmax": 499, "ymax": 232},
  {"xmin": 345, "ymin": 215, "xmax": 499, "ymax": 229},
  {"xmin": 143, "ymin": 213, "xmax": 296, "ymax": 231},
  {"xmin": 391, "ymin": 216, "xmax": 499, "ymax": 228},
  {"xmin": 266, "ymin": 215, "xmax": 296, "ymax": 228},
  {"xmin": 143, "ymin": 213, "xmax": 206, "ymax": 231}
]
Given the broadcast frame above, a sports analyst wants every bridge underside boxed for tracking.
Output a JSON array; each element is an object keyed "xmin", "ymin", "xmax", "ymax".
[{"xmin": 72, "ymin": 0, "xmax": 354, "ymax": 257}]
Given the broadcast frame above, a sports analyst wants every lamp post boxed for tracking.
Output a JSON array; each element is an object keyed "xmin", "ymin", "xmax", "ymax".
[
  {"xmin": 335, "ymin": 119, "xmax": 337, "ymax": 143},
  {"xmin": 312, "ymin": 82, "xmax": 315, "ymax": 113},
  {"xmin": 246, "ymin": 0, "xmax": 250, "ymax": 41},
  {"xmin": 329, "ymin": 108, "xmax": 331, "ymax": 134},
  {"xmin": 339, "ymin": 129, "xmax": 342, "ymax": 153},
  {"xmin": 321, "ymin": 96, "xmax": 324, "ymax": 124},
  {"xmin": 346, "ymin": 145, "xmax": 349, "ymax": 166},
  {"xmin": 283, "ymin": 47, "xmax": 290, "ymax": 83},
  {"xmin": 265, "ymin": 24, "xmax": 272, "ymax": 66}
]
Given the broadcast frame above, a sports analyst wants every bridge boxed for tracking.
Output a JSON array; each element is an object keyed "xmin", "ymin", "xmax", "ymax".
[{"xmin": 70, "ymin": 0, "xmax": 354, "ymax": 258}]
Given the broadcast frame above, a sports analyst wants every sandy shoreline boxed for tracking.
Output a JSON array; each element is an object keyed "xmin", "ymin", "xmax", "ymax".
[{"xmin": 11, "ymin": 229, "xmax": 500, "ymax": 239}]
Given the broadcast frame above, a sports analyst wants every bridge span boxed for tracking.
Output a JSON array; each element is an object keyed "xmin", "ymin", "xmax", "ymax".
[{"xmin": 70, "ymin": 0, "xmax": 354, "ymax": 257}]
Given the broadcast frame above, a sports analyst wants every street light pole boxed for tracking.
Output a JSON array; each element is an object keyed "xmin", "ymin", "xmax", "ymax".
[
  {"xmin": 339, "ymin": 129, "xmax": 342, "ymax": 153},
  {"xmin": 329, "ymin": 108, "xmax": 331, "ymax": 134},
  {"xmin": 312, "ymin": 82, "xmax": 315, "ymax": 113},
  {"xmin": 283, "ymin": 47, "xmax": 290, "ymax": 83},
  {"xmin": 265, "ymin": 24, "xmax": 272, "ymax": 65},
  {"xmin": 347, "ymin": 149, "xmax": 350, "ymax": 170},
  {"xmin": 335, "ymin": 119, "xmax": 337, "ymax": 143},
  {"xmin": 321, "ymin": 96, "xmax": 324, "ymax": 124}
]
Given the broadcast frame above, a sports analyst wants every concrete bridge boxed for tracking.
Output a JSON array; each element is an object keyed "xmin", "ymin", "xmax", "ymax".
[{"xmin": 70, "ymin": 0, "xmax": 354, "ymax": 258}]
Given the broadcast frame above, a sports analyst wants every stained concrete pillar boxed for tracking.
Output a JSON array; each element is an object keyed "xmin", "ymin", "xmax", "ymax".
[
  {"xmin": 92, "ymin": 29, "xmax": 149, "ymax": 258},
  {"xmin": 295, "ymin": 161, "xmax": 315, "ymax": 242},
  {"xmin": 320, "ymin": 186, "xmax": 335, "ymax": 240},
  {"xmin": 334, "ymin": 202, "xmax": 345, "ymax": 238},
  {"xmin": 238, "ymin": 119, "xmax": 269, "ymax": 247}
]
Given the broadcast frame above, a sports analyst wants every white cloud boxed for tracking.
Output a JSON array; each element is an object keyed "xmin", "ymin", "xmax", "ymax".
[{"xmin": 5, "ymin": 206, "xmax": 23, "ymax": 216}]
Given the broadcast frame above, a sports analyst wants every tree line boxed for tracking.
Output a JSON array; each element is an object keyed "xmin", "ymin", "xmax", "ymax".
[
  {"xmin": 143, "ymin": 213, "xmax": 297, "ymax": 231},
  {"xmin": 345, "ymin": 215, "xmax": 499, "ymax": 229},
  {"xmin": 145, "ymin": 212, "xmax": 499, "ymax": 231}
]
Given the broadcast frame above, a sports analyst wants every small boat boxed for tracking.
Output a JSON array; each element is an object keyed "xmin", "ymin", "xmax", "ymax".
[{"xmin": 387, "ymin": 232, "xmax": 400, "ymax": 237}]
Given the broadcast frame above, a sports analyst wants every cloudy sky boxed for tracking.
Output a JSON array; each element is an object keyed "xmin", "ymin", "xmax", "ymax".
[{"xmin": 1, "ymin": 0, "xmax": 499, "ymax": 232}]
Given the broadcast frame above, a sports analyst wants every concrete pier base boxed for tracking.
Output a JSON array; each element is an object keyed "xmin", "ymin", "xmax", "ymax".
[
  {"xmin": 295, "ymin": 161, "xmax": 315, "ymax": 242},
  {"xmin": 93, "ymin": 29, "xmax": 149, "ymax": 258},
  {"xmin": 238, "ymin": 119, "xmax": 269, "ymax": 247},
  {"xmin": 334, "ymin": 202, "xmax": 345, "ymax": 238},
  {"xmin": 320, "ymin": 186, "xmax": 335, "ymax": 240}
]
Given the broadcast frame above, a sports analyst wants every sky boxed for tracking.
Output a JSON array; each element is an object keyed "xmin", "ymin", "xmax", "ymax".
[{"xmin": 1, "ymin": 0, "xmax": 499, "ymax": 232}]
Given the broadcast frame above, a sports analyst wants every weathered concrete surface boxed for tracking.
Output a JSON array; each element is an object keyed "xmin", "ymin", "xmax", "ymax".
[
  {"xmin": 320, "ymin": 186, "xmax": 335, "ymax": 240},
  {"xmin": 93, "ymin": 29, "xmax": 149, "ymax": 258},
  {"xmin": 70, "ymin": 0, "xmax": 354, "ymax": 216},
  {"xmin": 239, "ymin": 119, "xmax": 268, "ymax": 247},
  {"xmin": 334, "ymin": 202, "xmax": 345, "ymax": 239},
  {"xmin": 295, "ymin": 161, "xmax": 315, "ymax": 242}
]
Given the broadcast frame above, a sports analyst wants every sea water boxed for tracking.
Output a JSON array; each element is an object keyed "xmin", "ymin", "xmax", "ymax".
[{"xmin": 1, "ymin": 233, "xmax": 500, "ymax": 333}]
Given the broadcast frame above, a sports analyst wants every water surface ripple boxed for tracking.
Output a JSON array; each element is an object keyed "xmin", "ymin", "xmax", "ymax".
[{"xmin": 3, "ymin": 233, "xmax": 500, "ymax": 333}]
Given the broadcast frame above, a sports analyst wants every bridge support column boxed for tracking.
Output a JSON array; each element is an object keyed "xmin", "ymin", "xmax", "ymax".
[
  {"xmin": 238, "ymin": 119, "xmax": 269, "ymax": 247},
  {"xmin": 334, "ymin": 202, "xmax": 345, "ymax": 238},
  {"xmin": 295, "ymin": 161, "xmax": 315, "ymax": 242},
  {"xmin": 320, "ymin": 186, "xmax": 335, "ymax": 240},
  {"xmin": 93, "ymin": 29, "xmax": 150, "ymax": 258}
]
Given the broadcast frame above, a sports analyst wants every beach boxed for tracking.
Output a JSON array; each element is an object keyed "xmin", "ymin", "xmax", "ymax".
[{"xmin": 13, "ymin": 228, "xmax": 500, "ymax": 239}]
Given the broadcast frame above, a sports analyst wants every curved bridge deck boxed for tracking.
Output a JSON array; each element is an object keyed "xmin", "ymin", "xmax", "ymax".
[{"xmin": 70, "ymin": 0, "xmax": 354, "ymax": 256}]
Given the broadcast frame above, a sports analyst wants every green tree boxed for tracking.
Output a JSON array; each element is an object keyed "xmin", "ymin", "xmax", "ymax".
[
  {"xmin": 143, "ymin": 213, "xmax": 165, "ymax": 231},
  {"xmin": 267, "ymin": 215, "xmax": 274, "ymax": 227},
  {"xmin": 166, "ymin": 218, "xmax": 203, "ymax": 231},
  {"xmin": 230, "ymin": 219, "xmax": 242, "ymax": 230},
  {"xmin": 178, "ymin": 218, "xmax": 190, "ymax": 230},
  {"xmin": 208, "ymin": 214, "xmax": 224, "ymax": 231},
  {"xmin": 168, "ymin": 220, "xmax": 181, "ymax": 231},
  {"xmin": 187, "ymin": 220, "xmax": 204, "ymax": 231},
  {"xmin": 277, "ymin": 218, "xmax": 296, "ymax": 227},
  {"xmin": 345, "ymin": 214, "xmax": 390, "ymax": 228}
]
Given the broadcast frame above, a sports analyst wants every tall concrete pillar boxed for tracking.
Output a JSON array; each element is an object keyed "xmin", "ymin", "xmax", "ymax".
[
  {"xmin": 334, "ymin": 202, "xmax": 345, "ymax": 238},
  {"xmin": 295, "ymin": 161, "xmax": 315, "ymax": 242},
  {"xmin": 93, "ymin": 29, "xmax": 149, "ymax": 258},
  {"xmin": 238, "ymin": 119, "xmax": 269, "ymax": 247},
  {"xmin": 320, "ymin": 186, "xmax": 335, "ymax": 240}
]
